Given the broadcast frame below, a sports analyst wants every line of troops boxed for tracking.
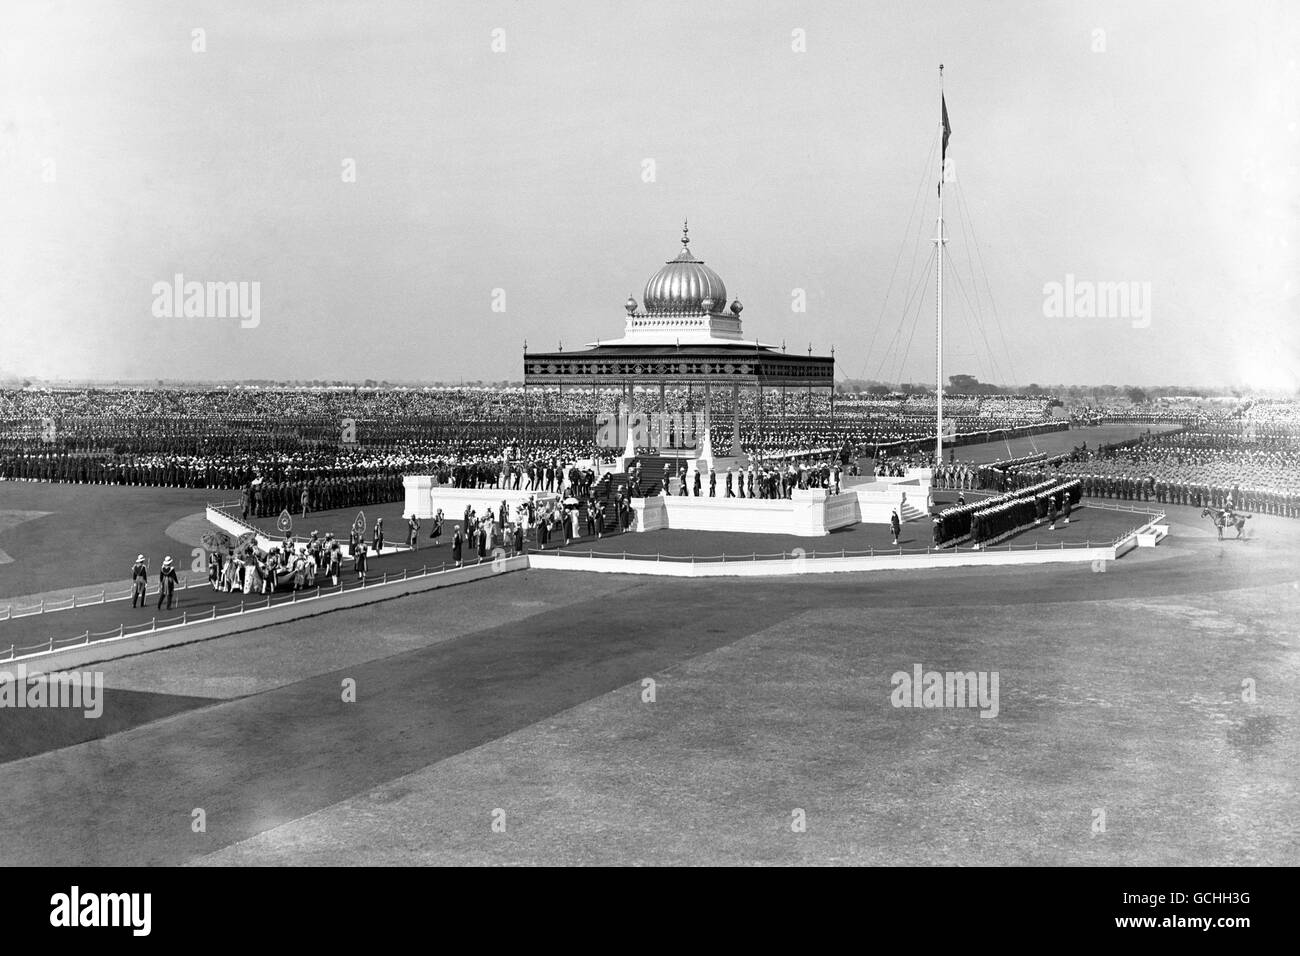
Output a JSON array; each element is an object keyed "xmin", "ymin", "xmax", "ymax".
[
  {"xmin": 0, "ymin": 454, "xmax": 212, "ymax": 484},
  {"xmin": 445, "ymin": 459, "xmax": 600, "ymax": 497},
  {"xmin": 932, "ymin": 478, "xmax": 1060, "ymax": 546},
  {"xmin": 0, "ymin": 451, "xmax": 411, "ymax": 493},
  {"xmin": 932, "ymin": 463, "xmax": 977, "ymax": 491},
  {"xmin": 243, "ymin": 474, "xmax": 404, "ymax": 518},
  {"xmin": 967, "ymin": 481, "xmax": 1082, "ymax": 545},
  {"xmin": 1060, "ymin": 470, "xmax": 1298, "ymax": 517}
]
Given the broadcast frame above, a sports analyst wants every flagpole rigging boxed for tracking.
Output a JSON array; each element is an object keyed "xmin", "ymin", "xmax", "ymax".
[{"xmin": 934, "ymin": 64, "xmax": 947, "ymax": 465}]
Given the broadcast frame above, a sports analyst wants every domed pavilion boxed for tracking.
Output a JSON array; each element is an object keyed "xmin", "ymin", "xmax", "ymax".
[{"xmin": 523, "ymin": 222, "xmax": 835, "ymax": 473}]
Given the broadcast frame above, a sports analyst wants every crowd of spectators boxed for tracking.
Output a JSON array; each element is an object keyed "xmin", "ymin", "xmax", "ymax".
[{"xmin": 4, "ymin": 386, "xmax": 1298, "ymax": 520}]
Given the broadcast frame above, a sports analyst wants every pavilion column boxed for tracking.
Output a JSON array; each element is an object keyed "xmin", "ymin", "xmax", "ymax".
[
  {"xmin": 659, "ymin": 381, "xmax": 667, "ymax": 451},
  {"xmin": 622, "ymin": 382, "xmax": 637, "ymax": 463},
  {"xmin": 687, "ymin": 383, "xmax": 693, "ymax": 442},
  {"xmin": 700, "ymin": 379, "xmax": 713, "ymax": 464},
  {"xmin": 731, "ymin": 383, "xmax": 741, "ymax": 458}
]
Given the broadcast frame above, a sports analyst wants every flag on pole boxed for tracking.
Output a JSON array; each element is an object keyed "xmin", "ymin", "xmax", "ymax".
[
  {"xmin": 941, "ymin": 95, "xmax": 951, "ymax": 163},
  {"xmin": 940, "ymin": 94, "xmax": 952, "ymax": 193}
]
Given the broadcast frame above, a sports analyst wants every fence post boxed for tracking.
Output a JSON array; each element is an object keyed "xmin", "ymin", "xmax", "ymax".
[
  {"xmin": 83, "ymin": 631, "xmax": 90, "ymax": 646},
  {"xmin": 72, "ymin": 593, "xmax": 76, "ymax": 609},
  {"xmin": 151, "ymin": 617, "xmax": 156, "ymax": 632},
  {"xmin": 118, "ymin": 624, "xmax": 123, "ymax": 638},
  {"xmin": 181, "ymin": 611, "xmax": 187, "ymax": 625}
]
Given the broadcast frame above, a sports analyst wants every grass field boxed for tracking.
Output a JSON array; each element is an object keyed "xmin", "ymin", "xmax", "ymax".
[{"xmin": 0, "ymin": 495, "xmax": 1295, "ymax": 865}]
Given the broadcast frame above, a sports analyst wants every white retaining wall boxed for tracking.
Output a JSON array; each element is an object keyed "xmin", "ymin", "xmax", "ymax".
[
  {"xmin": 631, "ymin": 488, "xmax": 859, "ymax": 536},
  {"xmin": 529, "ymin": 544, "xmax": 1120, "ymax": 577}
]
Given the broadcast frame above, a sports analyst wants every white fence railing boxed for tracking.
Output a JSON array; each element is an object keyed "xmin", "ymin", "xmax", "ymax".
[{"xmin": 0, "ymin": 558, "xmax": 512, "ymax": 664}]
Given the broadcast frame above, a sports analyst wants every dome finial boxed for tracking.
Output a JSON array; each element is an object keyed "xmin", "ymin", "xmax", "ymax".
[{"xmin": 681, "ymin": 218, "xmax": 690, "ymax": 248}]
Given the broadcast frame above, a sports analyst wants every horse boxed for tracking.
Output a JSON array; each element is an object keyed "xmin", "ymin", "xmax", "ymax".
[{"xmin": 1201, "ymin": 507, "xmax": 1251, "ymax": 540}]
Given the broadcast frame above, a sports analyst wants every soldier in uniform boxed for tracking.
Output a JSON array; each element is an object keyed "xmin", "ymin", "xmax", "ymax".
[
  {"xmin": 131, "ymin": 555, "xmax": 149, "ymax": 608},
  {"xmin": 354, "ymin": 541, "xmax": 368, "ymax": 582},
  {"xmin": 156, "ymin": 556, "xmax": 179, "ymax": 610}
]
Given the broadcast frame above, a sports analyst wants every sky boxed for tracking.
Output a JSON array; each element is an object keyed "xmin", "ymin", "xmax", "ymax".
[{"xmin": 1, "ymin": 0, "xmax": 1296, "ymax": 388}]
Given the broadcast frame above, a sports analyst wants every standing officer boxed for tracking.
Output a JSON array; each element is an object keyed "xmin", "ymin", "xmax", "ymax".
[
  {"xmin": 131, "ymin": 554, "xmax": 149, "ymax": 608},
  {"xmin": 156, "ymin": 556, "xmax": 179, "ymax": 610}
]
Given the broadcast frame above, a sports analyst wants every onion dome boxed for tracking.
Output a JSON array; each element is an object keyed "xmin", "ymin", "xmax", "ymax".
[
  {"xmin": 625, "ymin": 295, "xmax": 638, "ymax": 314},
  {"xmin": 730, "ymin": 298, "xmax": 743, "ymax": 315},
  {"xmin": 642, "ymin": 221, "xmax": 728, "ymax": 314}
]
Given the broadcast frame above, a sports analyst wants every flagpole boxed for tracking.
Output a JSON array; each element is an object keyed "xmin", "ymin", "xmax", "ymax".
[{"xmin": 934, "ymin": 63, "xmax": 946, "ymax": 466}]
